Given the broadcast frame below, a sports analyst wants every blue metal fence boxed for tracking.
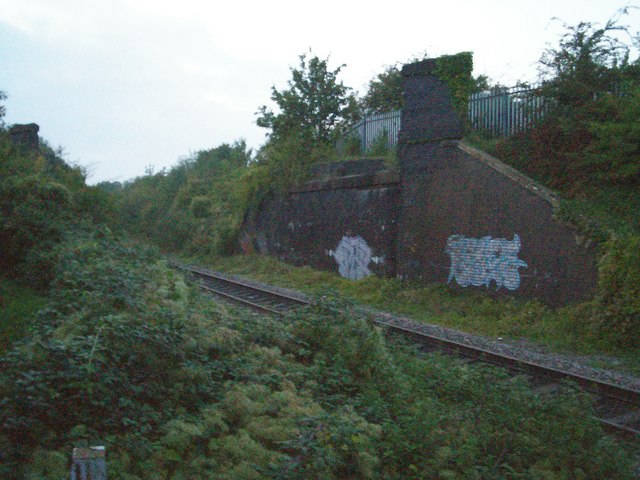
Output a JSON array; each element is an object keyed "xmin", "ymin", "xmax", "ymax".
[
  {"xmin": 337, "ymin": 110, "xmax": 401, "ymax": 154},
  {"xmin": 469, "ymin": 86, "xmax": 549, "ymax": 137},
  {"xmin": 339, "ymin": 85, "xmax": 550, "ymax": 152}
]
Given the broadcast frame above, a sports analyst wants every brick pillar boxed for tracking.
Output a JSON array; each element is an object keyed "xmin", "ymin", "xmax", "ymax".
[
  {"xmin": 396, "ymin": 59, "xmax": 465, "ymax": 280},
  {"xmin": 8, "ymin": 123, "xmax": 39, "ymax": 150}
]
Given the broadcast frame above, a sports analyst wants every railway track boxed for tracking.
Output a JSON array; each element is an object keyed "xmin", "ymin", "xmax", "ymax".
[
  {"xmin": 175, "ymin": 263, "xmax": 309, "ymax": 315},
  {"xmin": 175, "ymin": 262, "xmax": 640, "ymax": 440}
]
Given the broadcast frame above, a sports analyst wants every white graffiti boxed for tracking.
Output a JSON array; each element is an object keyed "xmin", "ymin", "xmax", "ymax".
[
  {"xmin": 327, "ymin": 235, "xmax": 378, "ymax": 281},
  {"xmin": 445, "ymin": 234, "xmax": 528, "ymax": 290}
]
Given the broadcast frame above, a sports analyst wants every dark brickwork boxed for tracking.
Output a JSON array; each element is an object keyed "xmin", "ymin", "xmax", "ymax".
[
  {"xmin": 399, "ymin": 59, "xmax": 464, "ymax": 144},
  {"xmin": 243, "ymin": 56, "xmax": 599, "ymax": 305},
  {"xmin": 309, "ymin": 158, "xmax": 387, "ymax": 177},
  {"xmin": 243, "ymin": 161, "xmax": 400, "ymax": 280},
  {"xmin": 8, "ymin": 123, "xmax": 39, "ymax": 150},
  {"xmin": 396, "ymin": 141, "xmax": 598, "ymax": 305},
  {"xmin": 395, "ymin": 59, "xmax": 598, "ymax": 305}
]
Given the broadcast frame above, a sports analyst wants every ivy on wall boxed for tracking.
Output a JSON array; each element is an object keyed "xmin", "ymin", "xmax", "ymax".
[{"xmin": 432, "ymin": 52, "xmax": 475, "ymax": 126}]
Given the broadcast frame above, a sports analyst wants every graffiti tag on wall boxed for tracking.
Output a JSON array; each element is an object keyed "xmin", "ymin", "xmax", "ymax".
[
  {"xmin": 327, "ymin": 235, "xmax": 381, "ymax": 281},
  {"xmin": 445, "ymin": 234, "xmax": 528, "ymax": 290}
]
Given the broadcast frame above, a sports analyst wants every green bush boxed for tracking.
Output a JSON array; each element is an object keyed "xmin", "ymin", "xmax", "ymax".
[
  {"xmin": 0, "ymin": 134, "xmax": 111, "ymax": 287},
  {"xmin": 339, "ymin": 133, "xmax": 362, "ymax": 157},
  {"xmin": 586, "ymin": 233, "xmax": 640, "ymax": 347},
  {"xmin": 493, "ymin": 15, "xmax": 640, "ymax": 191},
  {"xmin": 366, "ymin": 128, "xmax": 391, "ymax": 157},
  {"xmin": 583, "ymin": 86, "xmax": 640, "ymax": 184},
  {"xmin": 433, "ymin": 52, "xmax": 476, "ymax": 126},
  {"xmin": 1, "ymin": 234, "xmax": 634, "ymax": 478},
  {"xmin": 189, "ymin": 195, "xmax": 211, "ymax": 218},
  {"xmin": 115, "ymin": 140, "xmax": 258, "ymax": 256}
]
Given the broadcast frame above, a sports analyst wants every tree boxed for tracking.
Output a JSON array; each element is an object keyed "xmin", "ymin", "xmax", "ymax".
[
  {"xmin": 361, "ymin": 64, "xmax": 404, "ymax": 114},
  {"xmin": 538, "ymin": 11, "xmax": 636, "ymax": 108},
  {"xmin": 0, "ymin": 90, "xmax": 7, "ymax": 127},
  {"xmin": 256, "ymin": 52, "xmax": 359, "ymax": 144},
  {"xmin": 361, "ymin": 56, "xmax": 490, "ymax": 114},
  {"xmin": 526, "ymin": 9, "xmax": 640, "ymax": 187}
]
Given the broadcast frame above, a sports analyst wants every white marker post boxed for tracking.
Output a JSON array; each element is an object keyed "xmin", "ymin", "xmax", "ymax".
[{"xmin": 70, "ymin": 446, "xmax": 107, "ymax": 480}]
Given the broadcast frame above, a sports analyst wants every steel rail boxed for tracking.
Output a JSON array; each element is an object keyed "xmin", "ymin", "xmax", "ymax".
[
  {"xmin": 197, "ymin": 284, "xmax": 286, "ymax": 316},
  {"xmin": 373, "ymin": 318, "xmax": 640, "ymax": 439},
  {"xmin": 175, "ymin": 263, "xmax": 309, "ymax": 313},
  {"xmin": 373, "ymin": 318, "xmax": 640, "ymax": 406},
  {"xmin": 176, "ymin": 263, "xmax": 640, "ymax": 439}
]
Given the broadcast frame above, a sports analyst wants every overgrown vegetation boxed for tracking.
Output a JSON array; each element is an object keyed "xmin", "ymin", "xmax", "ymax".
[
  {"xmin": 360, "ymin": 52, "xmax": 489, "ymax": 115},
  {"xmin": 0, "ymin": 277, "xmax": 47, "ymax": 352},
  {"xmin": 113, "ymin": 141, "xmax": 261, "ymax": 256},
  {"xmin": 205, "ymin": 254, "xmax": 640, "ymax": 374},
  {"xmin": 2, "ymin": 121, "xmax": 631, "ymax": 474},
  {"xmin": 489, "ymin": 11, "xmax": 640, "ymax": 190},
  {"xmin": 0, "ymin": 111, "xmax": 117, "ymax": 356},
  {"xmin": 3, "ymin": 13, "xmax": 640, "ymax": 476},
  {"xmin": 432, "ymin": 52, "xmax": 477, "ymax": 123},
  {"xmin": 113, "ymin": 52, "xmax": 362, "ymax": 258},
  {"xmin": 0, "ymin": 132, "xmax": 113, "ymax": 288},
  {"xmin": 466, "ymin": 10, "xmax": 640, "ymax": 348},
  {"xmin": 0, "ymin": 228, "xmax": 635, "ymax": 478}
]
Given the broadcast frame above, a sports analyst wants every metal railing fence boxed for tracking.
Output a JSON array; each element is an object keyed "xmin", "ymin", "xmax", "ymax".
[
  {"xmin": 337, "ymin": 110, "xmax": 401, "ymax": 154},
  {"xmin": 338, "ymin": 85, "xmax": 553, "ymax": 152},
  {"xmin": 469, "ymin": 86, "xmax": 549, "ymax": 137}
]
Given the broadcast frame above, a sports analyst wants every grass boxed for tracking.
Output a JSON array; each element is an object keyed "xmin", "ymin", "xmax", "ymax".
[
  {"xmin": 0, "ymin": 276, "xmax": 48, "ymax": 353},
  {"xmin": 199, "ymin": 253, "xmax": 640, "ymax": 376},
  {"xmin": 559, "ymin": 186, "xmax": 640, "ymax": 235}
]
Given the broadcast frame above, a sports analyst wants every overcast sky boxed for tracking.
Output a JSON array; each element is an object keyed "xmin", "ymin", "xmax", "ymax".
[{"xmin": 1, "ymin": 0, "xmax": 637, "ymax": 184}]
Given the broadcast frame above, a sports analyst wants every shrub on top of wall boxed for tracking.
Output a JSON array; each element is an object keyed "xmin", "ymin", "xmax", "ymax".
[{"xmin": 432, "ymin": 52, "xmax": 475, "ymax": 128}]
